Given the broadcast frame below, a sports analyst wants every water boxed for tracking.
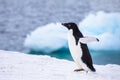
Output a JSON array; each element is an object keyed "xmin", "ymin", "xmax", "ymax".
[
  {"xmin": 29, "ymin": 49, "xmax": 120, "ymax": 65},
  {"xmin": 91, "ymin": 50, "xmax": 120, "ymax": 65}
]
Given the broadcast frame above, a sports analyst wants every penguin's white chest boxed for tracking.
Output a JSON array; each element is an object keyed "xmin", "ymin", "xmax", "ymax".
[{"xmin": 68, "ymin": 30, "xmax": 83, "ymax": 68}]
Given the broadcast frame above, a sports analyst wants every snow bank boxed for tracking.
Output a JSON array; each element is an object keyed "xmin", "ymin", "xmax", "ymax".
[
  {"xmin": 0, "ymin": 50, "xmax": 120, "ymax": 80},
  {"xmin": 24, "ymin": 11, "xmax": 120, "ymax": 53}
]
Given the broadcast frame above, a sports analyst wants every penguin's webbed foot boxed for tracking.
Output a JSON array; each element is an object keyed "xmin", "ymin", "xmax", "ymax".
[{"xmin": 74, "ymin": 68, "xmax": 84, "ymax": 72}]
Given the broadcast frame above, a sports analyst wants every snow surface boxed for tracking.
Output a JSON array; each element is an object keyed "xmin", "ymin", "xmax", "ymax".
[
  {"xmin": 24, "ymin": 11, "xmax": 120, "ymax": 53},
  {"xmin": 0, "ymin": 50, "xmax": 120, "ymax": 80}
]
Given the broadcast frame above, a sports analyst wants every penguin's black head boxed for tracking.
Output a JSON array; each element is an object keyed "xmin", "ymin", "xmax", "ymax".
[{"xmin": 61, "ymin": 22, "xmax": 78, "ymax": 30}]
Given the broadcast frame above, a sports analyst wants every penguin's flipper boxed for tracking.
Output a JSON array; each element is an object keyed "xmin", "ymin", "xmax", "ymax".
[{"xmin": 79, "ymin": 37, "xmax": 99, "ymax": 44}]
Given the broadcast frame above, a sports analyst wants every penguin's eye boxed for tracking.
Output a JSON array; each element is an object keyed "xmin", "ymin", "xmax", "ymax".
[{"xmin": 68, "ymin": 24, "xmax": 71, "ymax": 27}]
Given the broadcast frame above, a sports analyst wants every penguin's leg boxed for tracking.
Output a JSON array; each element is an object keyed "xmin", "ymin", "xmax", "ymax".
[
  {"xmin": 74, "ymin": 60, "xmax": 84, "ymax": 72},
  {"xmin": 74, "ymin": 63, "xmax": 84, "ymax": 72},
  {"xmin": 74, "ymin": 68, "xmax": 84, "ymax": 72}
]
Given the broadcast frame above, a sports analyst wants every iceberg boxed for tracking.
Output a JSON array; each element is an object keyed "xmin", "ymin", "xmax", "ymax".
[
  {"xmin": 24, "ymin": 11, "xmax": 120, "ymax": 53},
  {"xmin": 79, "ymin": 11, "xmax": 120, "ymax": 51},
  {"xmin": 24, "ymin": 23, "xmax": 68, "ymax": 53}
]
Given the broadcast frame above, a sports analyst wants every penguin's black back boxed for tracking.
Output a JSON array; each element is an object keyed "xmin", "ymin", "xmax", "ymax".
[{"xmin": 81, "ymin": 43, "xmax": 96, "ymax": 72}]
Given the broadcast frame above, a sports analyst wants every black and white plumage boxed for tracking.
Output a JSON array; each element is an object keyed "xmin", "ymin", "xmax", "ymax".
[{"xmin": 62, "ymin": 22, "xmax": 99, "ymax": 72}]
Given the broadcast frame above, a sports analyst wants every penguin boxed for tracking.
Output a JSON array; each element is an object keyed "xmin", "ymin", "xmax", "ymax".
[{"xmin": 62, "ymin": 22, "xmax": 99, "ymax": 72}]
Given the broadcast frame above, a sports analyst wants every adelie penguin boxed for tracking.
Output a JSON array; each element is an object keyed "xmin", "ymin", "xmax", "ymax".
[{"xmin": 62, "ymin": 22, "xmax": 99, "ymax": 72}]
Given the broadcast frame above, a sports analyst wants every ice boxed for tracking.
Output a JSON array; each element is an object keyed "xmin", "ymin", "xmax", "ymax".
[
  {"xmin": 24, "ymin": 11, "xmax": 120, "ymax": 53},
  {"xmin": 24, "ymin": 23, "xmax": 68, "ymax": 53},
  {"xmin": 79, "ymin": 11, "xmax": 120, "ymax": 50}
]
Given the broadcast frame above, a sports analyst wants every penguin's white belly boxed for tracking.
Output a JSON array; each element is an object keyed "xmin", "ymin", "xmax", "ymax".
[
  {"xmin": 68, "ymin": 31, "xmax": 89, "ymax": 70},
  {"xmin": 68, "ymin": 34, "xmax": 82, "ymax": 66}
]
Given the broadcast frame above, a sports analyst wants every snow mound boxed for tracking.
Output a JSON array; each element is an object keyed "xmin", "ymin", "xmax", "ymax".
[{"xmin": 0, "ymin": 50, "xmax": 120, "ymax": 80}]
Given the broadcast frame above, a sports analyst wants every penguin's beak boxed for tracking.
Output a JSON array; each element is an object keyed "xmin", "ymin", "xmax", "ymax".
[
  {"xmin": 61, "ymin": 23, "xmax": 70, "ymax": 30},
  {"xmin": 61, "ymin": 23, "xmax": 67, "ymax": 28},
  {"xmin": 61, "ymin": 23, "xmax": 65, "ymax": 26}
]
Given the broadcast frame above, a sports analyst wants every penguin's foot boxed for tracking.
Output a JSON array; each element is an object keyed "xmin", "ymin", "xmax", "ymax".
[{"xmin": 74, "ymin": 68, "xmax": 84, "ymax": 72}]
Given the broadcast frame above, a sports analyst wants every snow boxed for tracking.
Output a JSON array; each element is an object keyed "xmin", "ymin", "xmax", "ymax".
[
  {"xmin": 24, "ymin": 11, "xmax": 120, "ymax": 53},
  {"xmin": 0, "ymin": 50, "xmax": 120, "ymax": 80}
]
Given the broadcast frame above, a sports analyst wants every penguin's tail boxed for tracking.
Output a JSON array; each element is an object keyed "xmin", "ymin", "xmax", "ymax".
[{"xmin": 91, "ymin": 66, "xmax": 96, "ymax": 72}]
